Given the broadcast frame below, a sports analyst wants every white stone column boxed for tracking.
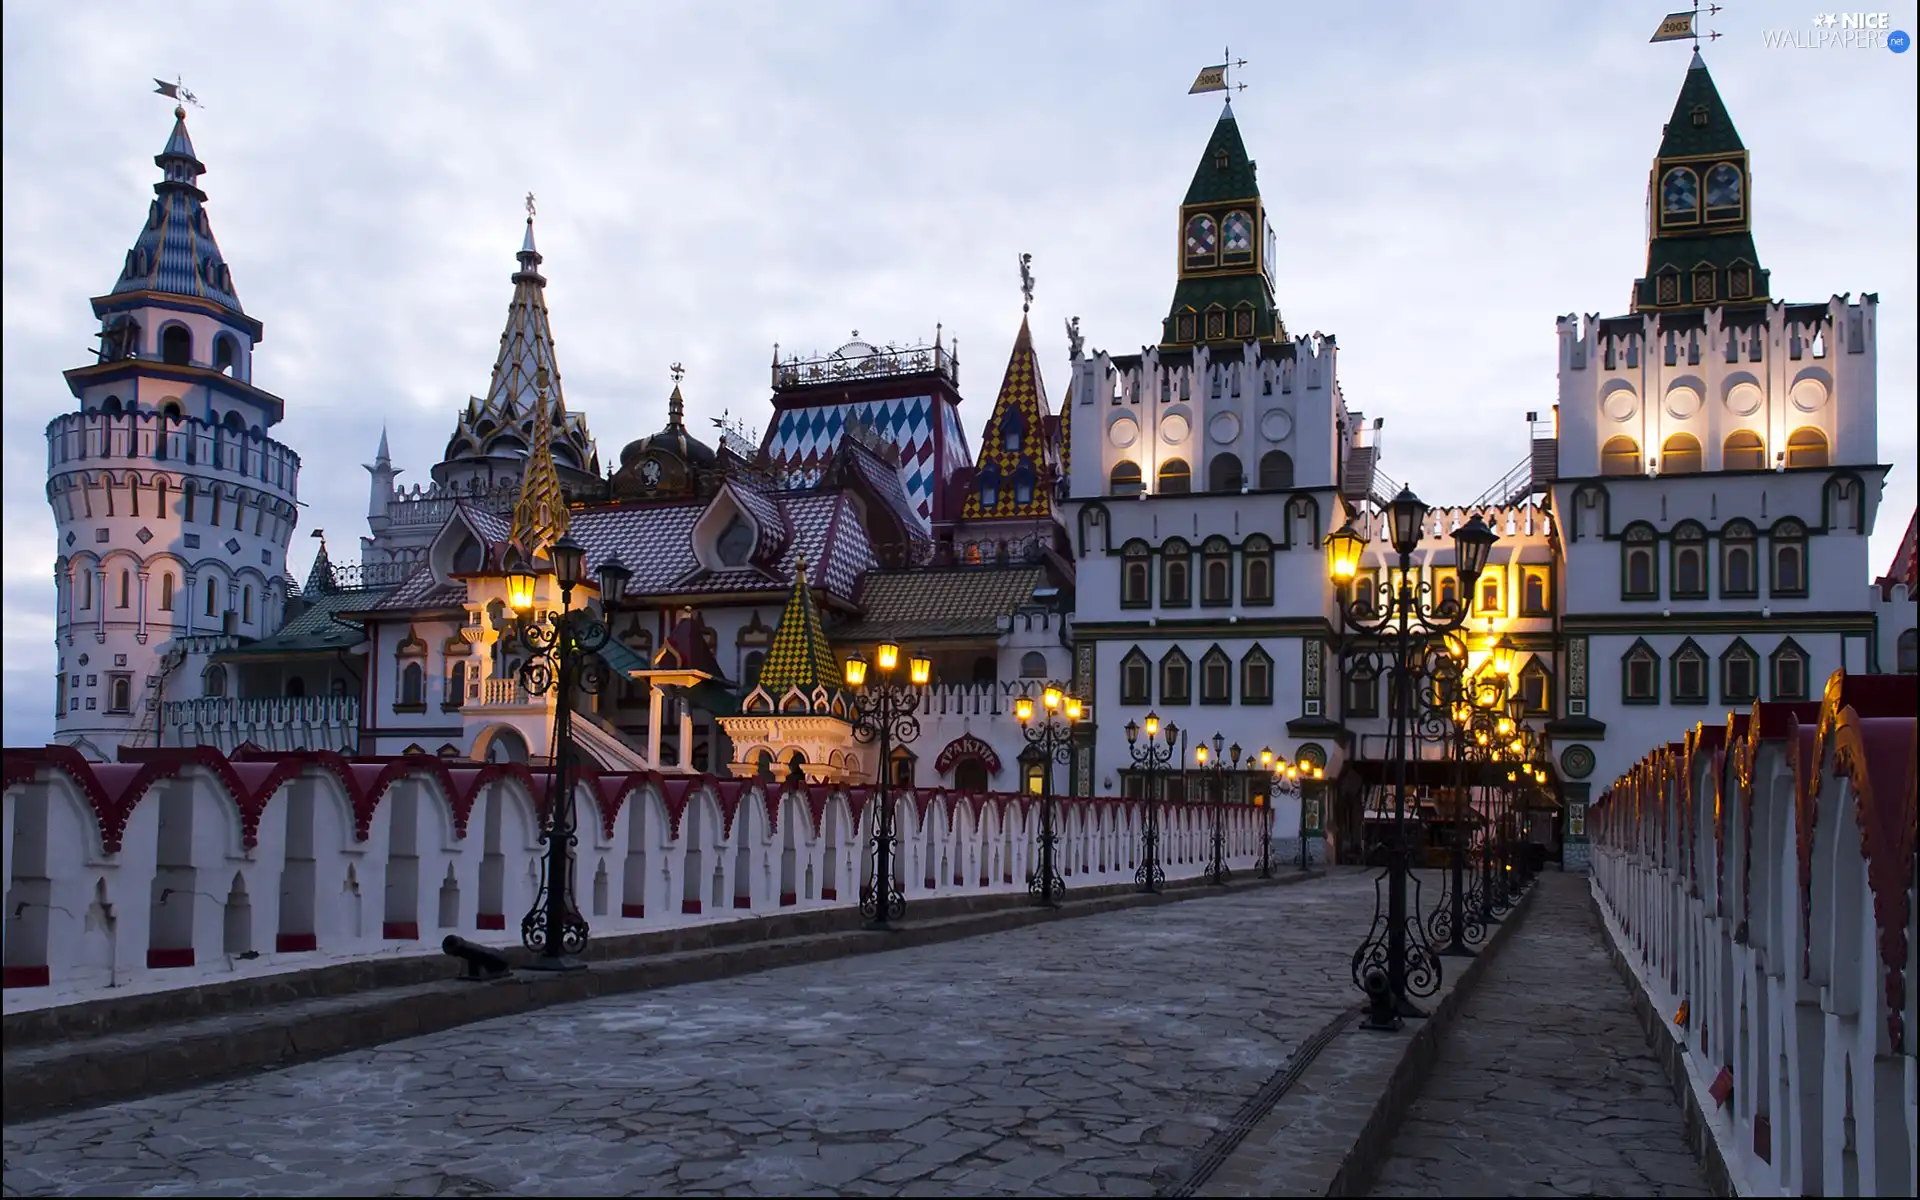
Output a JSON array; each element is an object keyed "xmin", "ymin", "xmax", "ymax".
[
  {"xmin": 136, "ymin": 570, "xmax": 150, "ymax": 645},
  {"xmin": 94, "ymin": 567, "xmax": 107, "ymax": 643},
  {"xmin": 647, "ymin": 686, "xmax": 663, "ymax": 766},
  {"xmin": 677, "ymin": 694, "xmax": 693, "ymax": 770}
]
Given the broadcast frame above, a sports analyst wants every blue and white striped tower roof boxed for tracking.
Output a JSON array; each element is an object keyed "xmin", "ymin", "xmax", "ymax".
[{"xmin": 105, "ymin": 106, "xmax": 246, "ymax": 316}]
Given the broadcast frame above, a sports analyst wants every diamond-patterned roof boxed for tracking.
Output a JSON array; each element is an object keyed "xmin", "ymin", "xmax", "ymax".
[
  {"xmin": 755, "ymin": 564, "xmax": 844, "ymax": 701},
  {"xmin": 961, "ymin": 315, "xmax": 1057, "ymax": 521},
  {"xmin": 764, "ymin": 394, "xmax": 954, "ymax": 530},
  {"xmin": 106, "ymin": 108, "xmax": 245, "ymax": 315}
]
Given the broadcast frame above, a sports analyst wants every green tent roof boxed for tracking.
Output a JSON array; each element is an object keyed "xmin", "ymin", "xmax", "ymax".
[
  {"xmin": 1184, "ymin": 101, "xmax": 1258, "ymax": 205},
  {"xmin": 1656, "ymin": 52, "xmax": 1746, "ymax": 159}
]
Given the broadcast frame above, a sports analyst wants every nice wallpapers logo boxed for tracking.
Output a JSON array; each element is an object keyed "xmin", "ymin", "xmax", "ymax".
[{"xmin": 1763, "ymin": 12, "xmax": 1911, "ymax": 50}]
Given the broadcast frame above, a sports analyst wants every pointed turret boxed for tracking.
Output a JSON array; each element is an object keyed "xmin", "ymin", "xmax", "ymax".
[
  {"xmin": 365, "ymin": 426, "xmax": 400, "ymax": 523},
  {"xmin": 962, "ymin": 315, "xmax": 1057, "ymax": 520},
  {"xmin": 1164, "ymin": 101, "xmax": 1285, "ymax": 347},
  {"xmin": 105, "ymin": 106, "xmax": 246, "ymax": 316},
  {"xmin": 435, "ymin": 213, "xmax": 601, "ymax": 492},
  {"xmin": 508, "ymin": 369, "xmax": 570, "ymax": 562},
  {"xmin": 1631, "ymin": 53, "xmax": 1769, "ymax": 312},
  {"xmin": 746, "ymin": 563, "xmax": 845, "ymax": 713},
  {"xmin": 304, "ymin": 533, "xmax": 338, "ymax": 596}
]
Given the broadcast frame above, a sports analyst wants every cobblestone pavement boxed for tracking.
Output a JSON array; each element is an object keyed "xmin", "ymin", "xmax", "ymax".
[
  {"xmin": 1366, "ymin": 872, "xmax": 1712, "ymax": 1198},
  {"xmin": 5, "ymin": 871, "xmax": 1390, "ymax": 1198}
]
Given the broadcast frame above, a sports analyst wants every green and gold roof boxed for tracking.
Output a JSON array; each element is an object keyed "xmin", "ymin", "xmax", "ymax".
[
  {"xmin": 961, "ymin": 315, "xmax": 1057, "ymax": 521},
  {"xmin": 743, "ymin": 563, "xmax": 846, "ymax": 716},
  {"xmin": 1164, "ymin": 101, "xmax": 1285, "ymax": 348}
]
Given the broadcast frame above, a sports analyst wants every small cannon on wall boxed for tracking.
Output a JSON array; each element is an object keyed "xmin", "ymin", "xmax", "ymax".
[{"xmin": 442, "ymin": 935, "xmax": 511, "ymax": 981}]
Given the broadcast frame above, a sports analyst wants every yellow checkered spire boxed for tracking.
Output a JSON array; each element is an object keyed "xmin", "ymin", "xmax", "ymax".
[
  {"xmin": 754, "ymin": 561, "xmax": 842, "ymax": 701},
  {"xmin": 508, "ymin": 368, "xmax": 569, "ymax": 562}
]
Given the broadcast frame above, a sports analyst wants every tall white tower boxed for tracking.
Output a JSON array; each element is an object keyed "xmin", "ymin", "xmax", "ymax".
[{"xmin": 45, "ymin": 106, "xmax": 300, "ymax": 759}]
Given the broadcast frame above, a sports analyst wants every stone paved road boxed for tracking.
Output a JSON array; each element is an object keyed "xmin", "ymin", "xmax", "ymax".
[
  {"xmin": 5, "ymin": 872, "xmax": 1387, "ymax": 1198},
  {"xmin": 1365, "ymin": 872, "xmax": 1712, "ymax": 1198}
]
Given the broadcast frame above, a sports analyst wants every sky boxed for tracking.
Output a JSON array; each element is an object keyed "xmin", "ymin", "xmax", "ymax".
[{"xmin": 3, "ymin": 0, "xmax": 1915, "ymax": 746}]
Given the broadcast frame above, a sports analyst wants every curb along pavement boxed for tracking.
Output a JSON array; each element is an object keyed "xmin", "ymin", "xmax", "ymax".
[
  {"xmin": 3, "ymin": 868, "xmax": 1323, "ymax": 1122},
  {"xmin": 1587, "ymin": 883, "xmax": 1739, "ymax": 1198},
  {"xmin": 1177, "ymin": 872, "xmax": 1544, "ymax": 1197}
]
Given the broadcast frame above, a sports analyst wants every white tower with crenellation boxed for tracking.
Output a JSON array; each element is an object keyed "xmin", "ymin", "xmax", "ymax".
[{"xmin": 45, "ymin": 106, "xmax": 300, "ymax": 759}]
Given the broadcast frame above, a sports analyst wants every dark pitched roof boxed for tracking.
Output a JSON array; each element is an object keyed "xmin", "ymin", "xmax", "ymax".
[
  {"xmin": 1184, "ymin": 102, "xmax": 1258, "ymax": 205},
  {"xmin": 104, "ymin": 108, "xmax": 247, "ymax": 317},
  {"xmin": 1657, "ymin": 52, "xmax": 1746, "ymax": 159},
  {"xmin": 838, "ymin": 566, "xmax": 1047, "ymax": 641},
  {"xmin": 216, "ymin": 587, "xmax": 383, "ymax": 659}
]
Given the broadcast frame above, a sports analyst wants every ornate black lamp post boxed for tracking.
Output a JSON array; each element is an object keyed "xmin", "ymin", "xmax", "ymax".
[
  {"xmin": 1196, "ymin": 734, "xmax": 1239, "ymax": 885},
  {"xmin": 504, "ymin": 536, "xmax": 631, "ymax": 971},
  {"xmin": 1262, "ymin": 750, "xmax": 1325, "ymax": 874},
  {"xmin": 843, "ymin": 641, "xmax": 930, "ymax": 931},
  {"xmin": 1015, "ymin": 685, "xmax": 1082, "ymax": 908},
  {"xmin": 1124, "ymin": 712, "xmax": 1177, "ymax": 893},
  {"xmin": 1255, "ymin": 748, "xmax": 1279, "ymax": 879},
  {"xmin": 1328, "ymin": 490, "xmax": 1497, "ymax": 1029}
]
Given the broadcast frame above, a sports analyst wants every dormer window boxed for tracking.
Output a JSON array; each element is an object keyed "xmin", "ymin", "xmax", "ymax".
[
  {"xmin": 1214, "ymin": 149, "xmax": 1229, "ymax": 169},
  {"xmin": 978, "ymin": 465, "xmax": 1001, "ymax": 509},
  {"xmin": 717, "ymin": 514, "xmax": 755, "ymax": 567},
  {"xmin": 1691, "ymin": 104, "xmax": 1709, "ymax": 128},
  {"xmin": 1656, "ymin": 269, "xmax": 1681, "ymax": 306},
  {"xmin": 1001, "ymin": 410, "xmax": 1024, "ymax": 452},
  {"xmin": 1012, "ymin": 461, "xmax": 1035, "ymax": 505}
]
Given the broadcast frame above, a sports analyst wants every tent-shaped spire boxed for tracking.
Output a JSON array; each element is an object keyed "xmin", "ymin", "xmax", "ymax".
[
  {"xmin": 304, "ymin": 533, "xmax": 338, "ymax": 596},
  {"xmin": 437, "ymin": 215, "xmax": 601, "ymax": 483},
  {"xmin": 750, "ymin": 563, "xmax": 844, "ymax": 711},
  {"xmin": 961, "ymin": 314, "xmax": 1056, "ymax": 520},
  {"xmin": 105, "ymin": 106, "xmax": 246, "ymax": 314},
  {"xmin": 1184, "ymin": 100, "xmax": 1259, "ymax": 206},
  {"xmin": 1631, "ymin": 53, "xmax": 1769, "ymax": 312},
  {"xmin": 507, "ymin": 371, "xmax": 569, "ymax": 561}
]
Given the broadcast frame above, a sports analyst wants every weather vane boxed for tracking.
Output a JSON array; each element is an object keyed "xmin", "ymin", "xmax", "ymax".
[
  {"xmin": 152, "ymin": 76, "xmax": 201, "ymax": 108},
  {"xmin": 1650, "ymin": 1, "xmax": 1723, "ymax": 46},
  {"xmin": 526, "ymin": 191, "xmax": 536, "ymax": 219},
  {"xmin": 670, "ymin": 362, "xmax": 685, "ymax": 384},
  {"xmin": 1188, "ymin": 48, "xmax": 1249, "ymax": 95},
  {"xmin": 1018, "ymin": 253, "xmax": 1035, "ymax": 314}
]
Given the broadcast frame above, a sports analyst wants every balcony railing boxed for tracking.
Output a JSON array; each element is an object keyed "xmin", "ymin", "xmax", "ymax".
[
  {"xmin": 160, "ymin": 694, "xmax": 358, "ymax": 755},
  {"xmin": 772, "ymin": 335, "xmax": 958, "ymax": 391}
]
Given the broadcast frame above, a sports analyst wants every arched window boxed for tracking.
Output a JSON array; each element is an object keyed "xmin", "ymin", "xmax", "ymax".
[
  {"xmin": 1184, "ymin": 213, "xmax": 1218, "ymax": 267},
  {"xmin": 286, "ymin": 676, "xmax": 307, "ymax": 699},
  {"xmin": 1159, "ymin": 648, "xmax": 1191, "ymax": 705},
  {"xmin": 1208, "ymin": 453, "xmax": 1243, "ymax": 493},
  {"xmin": 1012, "ymin": 460, "xmax": 1035, "ymax": 505},
  {"xmin": 1602, "ymin": 436, "xmax": 1642, "ymax": 477},
  {"xmin": 1661, "ymin": 433, "xmax": 1702, "ymax": 475},
  {"xmin": 213, "ymin": 334, "xmax": 237, "ymax": 375},
  {"xmin": 1258, "ymin": 450, "xmax": 1294, "ymax": 490},
  {"xmin": 1723, "ymin": 429, "xmax": 1765, "ymax": 471},
  {"xmin": 1769, "ymin": 640, "xmax": 1808, "ymax": 701},
  {"xmin": 155, "ymin": 478, "xmax": 170, "ymax": 516},
  {"xmin": 446, "ymin": 662, "xmax": 466, "ymax": 708},
  {"xmin": 400, "ymin": 662, "xmax": 425, "ymax": 707},
  {"xmin": 1161, "ymin": 539, "xmax": 1191, "ymax": 608},
  {"xmin": 1241, "ymin": 534, "xmax": 1273, "ymax": 605},
  {"xmin": 1121, "ymin": 542, "xmax": 1151, "ymax": 608},
  {"xmin": 160, "ymin": 325, "xmax": 192, "ymax": 366},
  {"xmin": 1622, "ymin": 524, "xmax": 1657, "ymax": 599},
  {"xmin": 242, "ymin": 585, "xmax": 254, "ymax": 623},
  {"xmin": 1240, "ymin": 645, "xmax": 1273, "ymax": 705},
  {"xmin": 1770, "ymin": 520, "xmax": 1807, "ymax": 596},
  {"xmin": 1622, "ymin": 641, "xmax": 1659, "ymax": 704},
  {"xmin": 977, "ymin": 464, "xmax": 1001, "ymax": 509},
  {"xmin": 1438, "ymin": 573, "xmax": 1459, "ymax": 615},
  {"xmin": 159, "ymin": 573, "xmax": 175, "ymax": 612},
  {"xmin": 1019, "ymin": 651, "xmax": 1048, "ymax": 678},
  {"xmin": 1001, "ymin": 410, "xmax": 1024, "ymax": 452},
  {"xmin": 1705, "ymin": 162, "xmax": 1743, "ymax": 217},
  {"xmin": 206, "ymin": 576, "xmax": 220, "ymax": 616},
  {"xmin": 1721, "ymin": 520, "xmax": 1757, "ymax": 597},
  {"xmin": 1521, "ymin": 570, "xmax": 1549, "ymax": 615},
  {"xmin": 1200, "ymin": 537, "xmax": 1232, "ymax": 606},
  {"xmin": 1784, "ymin": 427, "xmax": 1829, "ymax": 469},
  {"xmin": 1120, "ymin": 648, "xmax": 1152, "ymax": 706},
  {"xmin": 1721, "ymin": 640, "xmax": 1760, "ymax": 703},
  {"xmin": 1671, "ymin": 522, "xmax": 1707, "ymax": 598},
  {"xmin": 1109, "ymin": 461, "xmax": 1143, "ymax": 497},
  {"xmin": 742, "ymin": 650, "xmax": 765, "ymax": 686},
  {"xmin": 222, "ymin": 410, "xmax": 245, "ymax": 432},
  {"xmin": 1518, "ymin": 659, "xmax": 1552, "ymax": 715},
  {"xmin": 203, "ymin": 663, "xmax": 227, "ymax": 698},
  {"xmin": 1897, "ymin": 628, "xmax": 1918, "ymax": 674},
  {"xmin": 101, "ymin": 395, "xmax": 124, "ymax": 415},
  {"xmin": 1157, "ymin": 458, "xmax": 1191, "ymax": 496},
  {"xmin": 1199, "ymin": 647, "xmax": 1231, "ymax": 704},
  {"xmin": 1344, "ymin": 663, "xmax": 1378, "ymax": 718},
  {"xmin": 79, "ymin": 569, "xmax": 93, "ymax": 610},
  {"xmin": 110, "ymin": 676, "xmax": 131, "ymax": 713},
  {"xmin": 1661, "ymin": 167, "xmax": 1699, "ymax": 224},
  {"xmin": 117, "ymin": 570, "xmax": 130, "ymax": 608},
  {"xmin": 1671, "ymin": 640, "xmax": 1709, "ymax": 704}
]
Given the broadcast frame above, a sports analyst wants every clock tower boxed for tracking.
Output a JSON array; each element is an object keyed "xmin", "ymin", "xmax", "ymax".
[{"xmin": 1163, "ymin": 100, "xmax": 1286, "ymax": 348}]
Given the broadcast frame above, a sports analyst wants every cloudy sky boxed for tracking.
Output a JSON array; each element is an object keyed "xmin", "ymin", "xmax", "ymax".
[{"xmin": 4, "ymin": 0, "xmax": 1915, "ymax": 745}]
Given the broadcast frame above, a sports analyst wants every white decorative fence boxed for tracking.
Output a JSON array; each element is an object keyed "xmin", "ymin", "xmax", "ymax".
[
  {"xmin": 1587, "ymin": 670, "xmax": 1915, "ymax": 1198},
  {"xmin": 2, "ymin": 745, "xmax": 1264, "ymax": 1011}
]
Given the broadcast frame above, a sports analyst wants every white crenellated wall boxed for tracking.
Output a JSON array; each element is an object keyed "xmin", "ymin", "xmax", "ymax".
[{"xmin": 1, "ymin": 748, "xmax": 1268, "ymax": 1012}]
